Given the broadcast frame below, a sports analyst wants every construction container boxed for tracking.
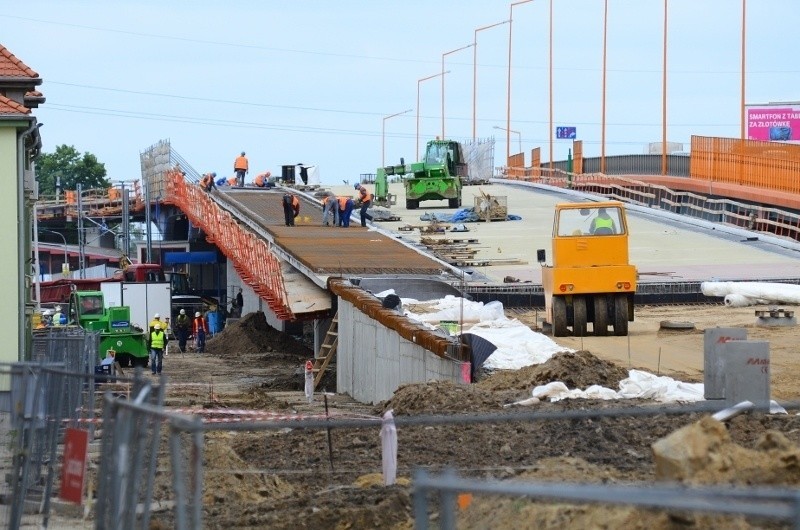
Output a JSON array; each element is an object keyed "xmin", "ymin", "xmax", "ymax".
[
  {"xmin": 474, "ymin": 195, "xmax": 508, "ymax": 222},
  {"xmin": 281, "ymin": 165, "xmax": 295, "ymax": 183}
]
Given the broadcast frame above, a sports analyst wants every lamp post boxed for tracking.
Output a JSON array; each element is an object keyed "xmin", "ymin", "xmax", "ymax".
[
  {"xmin": 39, "ymin": 229, "xmax": 69, "ymax": 279},
  {"xmin": 473, "ymin": 20, "xmax": 510, "ymax": 140},
  {"xmin": 382, "ymin": 109, "xmax": 413, "ymax": 167},
  {"xmin": 417, "ymin": 71, "xmax": 449, "ymax": 160},
  {"xmin": 493, "ymin": 126, "xmax": 522, "ymax": 154},
  {"xmin": 441, "ymin": 43, "xmax": 474, "ymax": 139},
  {"xmin": 601, "ymin": 0, "xmax": 608, "ymax": 174},
  {"xmin": 740, "ymin": 0, "xmax": 747, "ymax": 140},
  {"xmin": 506, "ymin": 0, "xmax": 535, "ymax": 161}
]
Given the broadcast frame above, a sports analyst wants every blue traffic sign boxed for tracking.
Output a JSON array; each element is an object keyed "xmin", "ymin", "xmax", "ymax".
[{"xmin": 556, "ymin": 126, "xmax": 577, "ymax": 139}]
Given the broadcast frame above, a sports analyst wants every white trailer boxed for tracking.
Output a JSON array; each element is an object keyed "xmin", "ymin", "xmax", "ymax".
[{"xmin": 101, "ymin": 282, "xmax": 172, "ymax": 331}]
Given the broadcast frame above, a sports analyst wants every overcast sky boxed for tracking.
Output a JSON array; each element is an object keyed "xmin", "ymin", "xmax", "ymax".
[{"xmin": 3, "ymin": 1, "xmax": 799, "ymax": 184}]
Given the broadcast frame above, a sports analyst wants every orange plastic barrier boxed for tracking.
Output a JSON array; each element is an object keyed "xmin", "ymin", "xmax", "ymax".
[
  {"xmin": 163, "ymin": 169, "xmax": 293, "ymax": 319},
  {"xmin": 65, "ymin": 190, "xmax": 77, "ymax": 204},
  {"xmin": 691, "ymin": 136, "xmax": 800, "ymax": 194},
  {"xmin": 107, "ymin": 187, "xmax": 121, "ymax": 200}
]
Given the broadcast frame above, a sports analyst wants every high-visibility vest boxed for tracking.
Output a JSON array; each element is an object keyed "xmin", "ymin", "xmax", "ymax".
[
  {"xmin": 338, "ymin": 197, "xmax": 349, "ymax": 209},
  {"xmin": 358, "ymin": 187, "xmax": 371, "ymax": 204},
  {"xmin": 150, "ymin": 330, "xmax": 165, "ymax": 349},
  {"xmin": 227, "ymin": 177, "xmax": 237, "ymax": 186},
  {"xmin": 234, "ymin": 156, "xmax": 248, "ymax": 171},
  {"xmin": 593, "ymin": 216, "xmax": 614, "ymax": 231},
  {"xmin": 254, "ymin": 174, "xmax": 266, "ymax": 186},
  {"xmin": 194, "ymin": 317, "xmax": 208, "ymax": 334}
]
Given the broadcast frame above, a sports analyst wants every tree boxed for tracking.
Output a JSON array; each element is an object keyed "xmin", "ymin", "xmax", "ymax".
[{"xmin": 35, "ymin": 145, "xmax": 109, "ymax": 196}]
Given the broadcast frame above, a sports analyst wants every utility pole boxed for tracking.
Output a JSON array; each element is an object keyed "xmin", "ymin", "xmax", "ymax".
[
  {"xmin": 77, "ymin": 183, "xmax": 86, "ymax": 278},
  {"xmin": 144, "ymin": 177, "xmax": 153, "ymax": 263},
  {"xmin": 121, "ymin": 181, "xmax": 130, "ymax": 257}
]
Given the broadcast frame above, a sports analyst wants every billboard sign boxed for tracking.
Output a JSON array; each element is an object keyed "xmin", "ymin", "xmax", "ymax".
[
  {"xmin": 556, "ymin": 126, "xmax": 577, "ymax": 139},
  {"xmin": 746, "ymin": 103, "xmax": 800, "ymax": 142}
]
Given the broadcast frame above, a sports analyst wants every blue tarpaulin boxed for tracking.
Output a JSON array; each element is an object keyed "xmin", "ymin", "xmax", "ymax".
[{"xmin": 164, "ymin": 251, "xmax": 218, "ymax": 265}]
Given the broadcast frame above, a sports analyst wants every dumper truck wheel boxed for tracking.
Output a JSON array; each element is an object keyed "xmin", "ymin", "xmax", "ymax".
[
  {"xmin": 573, "ymin": 296, "xmax": 588, "ymax": 337},
  {"xmin": 448, "ymin": 197, "xmax": 461, "ymax": 208},
  {"xmin": 552, "ymin": 296, "xmax": 568, "ymax": 337},
  {"xmin": 613, "ymin": 295, "xmax": 629, "ymax": 336},
  {"xmin": 406, "ymin": 199, "xmax": 419, "ymax": 210},
  {"xmin": 593, "ymin": 295, "xmax": 609, "ymax": 336}
]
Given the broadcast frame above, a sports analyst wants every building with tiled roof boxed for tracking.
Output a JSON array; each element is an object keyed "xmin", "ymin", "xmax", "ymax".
[
  {"xmin": 0, "ymin": 44, "xmax": 44, "ymax": 109},
  {"xmin": 0, "ymin": 43, "xmax": 44, "ymax": 365}
]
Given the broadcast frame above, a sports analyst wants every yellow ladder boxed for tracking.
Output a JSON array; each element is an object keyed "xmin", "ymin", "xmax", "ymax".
[{"xmin": 313, "ymin": 313, "xmax": 338, "ymax": 389}]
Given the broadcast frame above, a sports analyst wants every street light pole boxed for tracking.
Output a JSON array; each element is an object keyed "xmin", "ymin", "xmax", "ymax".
[
  {"xmin": 441, "ymin": 43, "xmax": 474, "ymax": 139},
  {"xmin": 382, "ymin": 109, "xmax": 413, "ymax": 167},
  {"xmin": 417, "ymin": 71, "xmax": 449, "ymax": 160},
  {"xmin": 506, "ymin": 0, "xmax": 535, "ymax": 161},
  {"xmin": 493, "ymin": 126, "xmax": 522, "ymax": 155},
  {"xmin": 473, "ymin": 20, "xmax": 509, "ymax": 140}
]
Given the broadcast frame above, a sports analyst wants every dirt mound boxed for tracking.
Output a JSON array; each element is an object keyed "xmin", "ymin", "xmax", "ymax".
[
  {"xmin": 477, "ymin": 350, "xmax": 629, "ymax": 392},
  {"xmin": 206, "ymin": 312, "xmax": 313, "ymax": 357},
  {"xmin": 376, "ymin": 380, "xmax": 512, "ymax": 415}
]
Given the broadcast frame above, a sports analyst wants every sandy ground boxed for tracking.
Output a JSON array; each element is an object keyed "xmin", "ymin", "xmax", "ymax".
[{"xmin": 100, "ymin": 307, "xmax": 800, "ymax": 530}]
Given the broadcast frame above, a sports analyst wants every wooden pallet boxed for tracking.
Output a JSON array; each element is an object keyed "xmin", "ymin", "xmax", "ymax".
[{"xmin": 313, "ymin": 313, "xmax": 338, "ymax": 389}]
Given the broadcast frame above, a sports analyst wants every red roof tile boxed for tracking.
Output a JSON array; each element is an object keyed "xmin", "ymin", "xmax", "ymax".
[
  {"xmin": 0, "ymin": 94, "xmax": 30, "ymax": 115},
  {"xmin": 0, "ymin": 45, "xmax": 39, "ymax": 78}
]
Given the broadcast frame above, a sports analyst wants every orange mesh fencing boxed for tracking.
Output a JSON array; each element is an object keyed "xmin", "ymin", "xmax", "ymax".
[
  {"xmin": 163, "ymin": 169, "xmax": 293, "ymax": 320},
  {"xmin": 691, "ymin": 136, "xmax": 800, "ymax": 194}
]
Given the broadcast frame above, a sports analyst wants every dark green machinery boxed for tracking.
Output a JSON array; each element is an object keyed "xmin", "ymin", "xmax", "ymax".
[
  {"xmin": 67, "ymin": 290, "xmax": 150, "ymax": 367},
  {"xmin": 377, "ymin": 139, "xmax": 466, "ymax": 210}
]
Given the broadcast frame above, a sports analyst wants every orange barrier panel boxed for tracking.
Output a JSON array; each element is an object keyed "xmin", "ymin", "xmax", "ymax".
[
  {"xmin": 107, "ymin": 187, "xmax": 121, "ymax": 201},
  {"xmin": 531, "ymin": 147, "xmax": 541, "ymax": 178},
  {"xmin": 163, "ymin": 170, "xmax": 293, "ymax": 320},
  {"xmin": 507, "ymin": 152, "xmax": 525, "ymax": 179},
  {"xmin": 65, "ymin": 191, "xmax": 77, "ymax": 204},
  {"xmin": 573, "ymin": 140, "xmax": 583, "ymax": 174},
  {"xmin": 691, "ymin": 135, "xmax": 800, "ymax": 194}
]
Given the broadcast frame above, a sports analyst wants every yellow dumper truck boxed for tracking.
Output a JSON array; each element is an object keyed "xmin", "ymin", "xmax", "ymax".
[{"xmin": 538, "ymin": 201, "xmax": 637, "ymax": 337}]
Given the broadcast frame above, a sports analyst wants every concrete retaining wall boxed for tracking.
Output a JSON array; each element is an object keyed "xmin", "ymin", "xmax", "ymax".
[{"xmin": 336, "ymin": 298, "xmax": 469, "ymax": 404}]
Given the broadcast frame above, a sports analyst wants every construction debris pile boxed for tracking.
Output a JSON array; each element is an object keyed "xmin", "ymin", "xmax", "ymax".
[{"xmin": 206, "ymin": 312, "xmax": 313, "ymax": 358}]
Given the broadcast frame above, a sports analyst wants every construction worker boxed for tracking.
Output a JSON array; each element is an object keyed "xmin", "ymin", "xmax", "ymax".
[
  {"xmin": 52, "ymin": 305, "xmax": 64, "ymax": 327},
  {"xmin": 37, "ymin": 310, "xmax": 52, "ymax": 328},
  {"xmin": 282, "ymin": 192, "xmax": 300, "ymax": 226},
  {"xmin": 193, "ymin": 311, "xmax": 208, "ymax": 353},
  {"xmin": 253, "ymin": 171, "xmax": 271, "ymax": 187},
  {"xmin": 235, "ymin": 288, "xmax": 244, "ymax": 316},
  {"xmin": 200, "ymin": 172, "xmax": 217, "ymax": 192},
  {"xmin": 226, "ymin": 176, "xmax": 238, "ymax": 187},
  {"xmin": 590, "ymin": 208, "xmax": 618, "ymax": 235},
  {"xmin": 321, "ymin": 193, "xmax": 338, "ymax": 226},
  {"xmin": 354, "ymin": 183, "xmax": 372, "ymax": 227},
  {"xmin": 174, "ymin": 308, "xmax": 190, "ymax": 353},
  {"xmin": 337, "ymin": 196, "xmax": 354, "ymax": 227},
  {"xmin": 148, "ymin": 322, "xmax": 167, "ymax": 375},
  {"xmin": 234, "ymin": 151, "xmax": 249, "ymax": 188},
  {"xmin": 149, "ymin": 313, "xmax": 162, "ymax": 334}
]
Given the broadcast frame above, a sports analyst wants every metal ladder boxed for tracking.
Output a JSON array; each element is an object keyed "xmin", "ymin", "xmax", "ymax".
[{"xmin": 313, "ymin": 313, "xmax": 338, "ymax": 389}]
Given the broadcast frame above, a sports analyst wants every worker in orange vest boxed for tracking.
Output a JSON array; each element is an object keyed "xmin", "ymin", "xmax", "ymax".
[
  {"xmin": 354, "ymin": 183, "xmax": 372, "ymax": 227},
  {"xmin": 321, "ymin": 193, "xmax": 338, "ymax": 226},
  {"xmin": 253, "ymin": 171, "xmax": 271, "ymax": 187},
  {"xmin": 282, "ymin": 193, "xmax": 300, "ymax": 226},
  {"xmin": 226, "ymin": 176, "xmax": 238, "ymax": 187},
  {"xmin": 199, "ymin": 172, "xmax": 216, "ymax": 192},
  {"xmin": 193, "ymin": 311, "xmax": 209, "ymax": 353},
  {"xmin": 233, "ymin": 151, "xmax": 249, "ymax": 188},
  {"xmin": 337, "ymin": 196, "xmax": 354, "ymax": 227}
]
